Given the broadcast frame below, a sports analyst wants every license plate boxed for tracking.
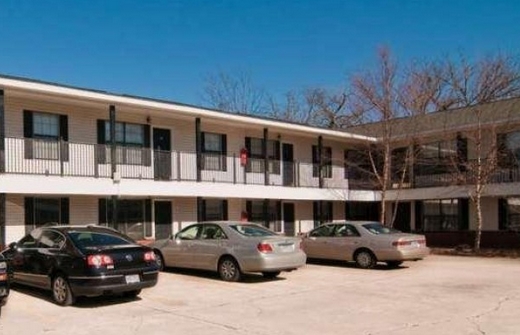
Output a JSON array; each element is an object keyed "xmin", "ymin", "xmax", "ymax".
[
  {"xmin": 279, "ymin": 243, "xmax": 294, "ymax": 252},
  {"xmin": 411, "ymin": 242, "xmax": 420, "ymax": 248},
  {"xmin": 125, "ymin": 274, "xmax": 140, "ymax": 284}
]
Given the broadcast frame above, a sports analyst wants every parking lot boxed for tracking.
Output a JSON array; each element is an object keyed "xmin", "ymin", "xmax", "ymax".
[{"xmin": 1, "ymin": 255, "xmax": 519, "ymax": 335}]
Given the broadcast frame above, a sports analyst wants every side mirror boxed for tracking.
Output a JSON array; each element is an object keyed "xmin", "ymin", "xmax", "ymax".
[{"xmin": 7, "ymin": 242, "xmax": 17, "ymax": 250}]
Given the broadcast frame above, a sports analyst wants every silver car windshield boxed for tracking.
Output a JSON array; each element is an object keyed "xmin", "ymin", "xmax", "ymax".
[
  {"xmin": 362, "ymin": 223, "xmax": 400, "ymax": 235},
  {"xmin": 229, "ymin": 224, "xmax": 277, "ymax": 237}
]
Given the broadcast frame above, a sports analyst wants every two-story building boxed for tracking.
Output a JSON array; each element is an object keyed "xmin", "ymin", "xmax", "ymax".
[
  {"xmin": 0, "ymin": 75, "xmax": 380, "ymax": 248},
  {"xmin": 1, "ymin": 74, "xmax": 519, "ymax": 248}
]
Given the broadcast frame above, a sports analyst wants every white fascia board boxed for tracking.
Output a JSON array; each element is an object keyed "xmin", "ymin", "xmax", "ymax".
[
  {"xmin": 0, "ymin": 175, "xmax": 381, "ymax": 202},
  {"xmin": 0, "ymin": 76, "xmax": 376, "ymax": 143}
]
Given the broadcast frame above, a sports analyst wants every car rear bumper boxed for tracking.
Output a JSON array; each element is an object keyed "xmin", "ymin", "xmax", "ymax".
[
  {"xmin": 239, "ymin": 252, "xmax": 307, "ymax": 273},
  {"xmin": 68, "ymin": 270, "xmax": 159, "ymax": 297},
  {"xmin": 0, "ymin": 283, "xmax": 9, "ymax": 307},
  {"xmin": 376, "ymin": 247, "xmax": 430, "ymax": 261}
]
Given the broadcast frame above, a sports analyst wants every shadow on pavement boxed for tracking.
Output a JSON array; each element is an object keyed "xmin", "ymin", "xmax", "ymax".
[
  {"xmin": 161, "ymin": 267, "xmax": 287, "ymax": 284},
  {"xmin": 10, "ymin": 283, "xmax": 142, "ymax": 308},
  {"xmin": 306, "ymin": 258, "xmax": 410, "ymax": 271}
]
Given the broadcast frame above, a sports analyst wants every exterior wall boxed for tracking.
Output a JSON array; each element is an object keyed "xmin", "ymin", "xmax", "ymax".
[
  {"xmin": 468, "ymin": 197, "xmax": 498, "ymax": 230},
  {"xmin": 333, "ymin": 201, "xmax": 344, "ymax": 222},
  {"xmin": 172, "ymin": 198, "xmax": 197, "ymax": 233},
  {"xmin": 5, "ymin": 194, "xmax": 25, "ymax": 244},
  {"xmin": 295, "ymin": 201, "xmax": 314, "ymax": 234},
  {"xmin": 70, "ymin": 196, "xmax": 99, "ymax": 226}
]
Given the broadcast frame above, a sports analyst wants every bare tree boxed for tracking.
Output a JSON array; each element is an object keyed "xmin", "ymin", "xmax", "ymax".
[
  {"xmin": 269, "ymin": 87, "xmax": 357, "ymax": 128},
  {"xmin": 439, "ymin": 54, "xmax": 520, "ymax": 251},
  {"xmin": 202, "ymin": 70, "xmax": 269, "ymax": 115},
  {"xmin": 348, "ymin": 47, "xmax": 406, "ymax": 225}
]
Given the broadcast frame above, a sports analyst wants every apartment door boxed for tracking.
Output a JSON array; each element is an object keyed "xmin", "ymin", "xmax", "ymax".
[
  {"xmin": 282, "ymin": 143, "xmax": 294, "ymax": 186},
  {"xmin": 154, "ymin": 201, "xmax": 172, "ymax": 239},
  {"xmin": 153, "ymin": 128, "xmax": 171, "ymax": 180},
  {"xmin": 393, "ymin": 202, "xmax": 411, "ymax": 232},
  {"xmin": 283, "ymin": 203, "xmax": 295, "ymax": 236}
]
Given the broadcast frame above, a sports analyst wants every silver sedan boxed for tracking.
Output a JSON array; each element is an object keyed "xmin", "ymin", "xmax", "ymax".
[
  {"xmin": 301, "ymin": 221, "xmax": 430, "ymax": 269},
  {"xmin": 151, "ymin": 221, "xmax": 306, "ymax": 281}
]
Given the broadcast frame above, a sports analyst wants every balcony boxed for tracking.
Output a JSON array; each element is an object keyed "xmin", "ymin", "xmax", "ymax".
[{"xmin": 1, "ymin": 137, "xmax": 351, "ymax": 190}]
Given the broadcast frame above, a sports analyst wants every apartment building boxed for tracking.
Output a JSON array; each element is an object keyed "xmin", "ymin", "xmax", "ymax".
[
  {"xmin": 1, "ymin": 75, "xmax": 519, "ymax": 249},
  {"xmin": 347, "ymin": 98, "xmax": 520, "ymax": 248},
  {"xmin": 0, "ymin": 75, "xmax": 380, "ymax": 248}
]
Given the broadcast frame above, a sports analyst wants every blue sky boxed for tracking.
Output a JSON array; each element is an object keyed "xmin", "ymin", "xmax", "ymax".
[{"xmin": 0, "ymin": 1, "xmax": 519, "ymax": 106}]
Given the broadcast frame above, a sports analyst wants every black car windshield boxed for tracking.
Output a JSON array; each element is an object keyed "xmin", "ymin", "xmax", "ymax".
[
  {"xmin": 362, "ymin": 223, "xmax": 401, "ymax": 235},
  {"xmin": 229, "ymin": 224, "xmax": 277, "ymax": 237},
  {"xmin": 69, "ymin": 231, "xmax": 133, "ymax": 251}
]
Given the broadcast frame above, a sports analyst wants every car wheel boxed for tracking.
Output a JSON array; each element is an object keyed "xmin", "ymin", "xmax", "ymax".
[
  {"xmin": 386, "ymin": 261, "xmax": 403, "ymax": 268},
  {"xmin": 355, "ymin": 250, "xmax": 377, "ymax": 269},
  {"xmin": 123, "ymin": 289, "xmax": 142, "ymax": 298},
  {"xmin": 262, "ymin": 271, "xmax": 281, "ymax": 279},
  {"xmin": 52, "ymin": 275, "xmax": 75, "ymax": 306},
  {"xmin": 154, "ymin": 250, "xmax": 165, "ymax": 271},
  {"xmin": 218, "ymin": 257, "xmax": 241, "ymax": 282}
]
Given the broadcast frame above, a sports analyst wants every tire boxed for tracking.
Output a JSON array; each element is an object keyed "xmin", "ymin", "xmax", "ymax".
[
  {"xmin": 262, "ymin": 271, "xmax": 281, "ymax": 279},
  {"xmin": 354, "ymin": 250, "xmax": 377, "ymax": 269},
  {"xmin": 123, "ymin": 289, "xmax": 142, "ymax": 298},
  {"xmin": 52, "ymin": 275, "xmax": 75, "ymax": 306},
  {"xmin": 154, "ymin": 250, "xmax": 165, "ymax": 271},
  {"xmin": 218, "ymin": 257, "xmax": 242, "ymax": 282},
  {"xmin": 386, "ymin": 261, "xmax": 403, "ymax": 268}
]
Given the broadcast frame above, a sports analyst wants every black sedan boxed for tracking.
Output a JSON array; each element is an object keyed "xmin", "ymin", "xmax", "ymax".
[
  {"xmin": 0, "ymin": 225, "xmax": 159, "ymax": 306},
  {"xmin": 0, "ymin": 254, "xmax": 9, "ymax": 312}
]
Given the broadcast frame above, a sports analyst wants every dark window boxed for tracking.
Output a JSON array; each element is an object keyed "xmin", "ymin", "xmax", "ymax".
[
  {"xmin": 498, "ymin": 198, "xmax": 520, "ymax": 231},
  {"xmin": 245, "ymin": 137, "xmax": 280, "ymax": 174},
  {"xmin": 313, "ymin": 201, "xmax": 333, "ymax": 227},
  {"xmin": 313, "ymin": 145, "xmax": 332, "ymax": 178},
  {"xmin": 415, "ymin": 139, "xmax": 458, "ymax": 175},
  {"xmin": 246, "ymin": 200, "xmax": 281, "ymax": 231},
  {"xmin": 344, "ymin": 149, "xmax": 378, "ymax": 188},
  {"xmin": 422, "ymin": 199, "xmax": 459, "ymax": 231},
  {"xmin": 202, "ymin": 132, "xmax": 227, "ymax": 171},
  {"xmin": 98, "ymin": 198, "xmax": 152, "ymax": 240},
  {"xmin": 23, "ymin": 110, "xmax": 68, "ymax": 160},
  {"xmin": 201, "ymin": 199, "xmax": 228, "ymax": 221},
  {"xmin": 97, "ymin": 120, "xmax": 150, "ymax": 166},
  {"xmin": 497, "ymin": 132, "xmax": 520, "ymax": 168},
  {"xmin": 345, "ymin": 201, "xmax": 380, "ymax": 221},
  {"xmin": 24, "ymin": 197, "xmax": 69, "ymax": 231}
]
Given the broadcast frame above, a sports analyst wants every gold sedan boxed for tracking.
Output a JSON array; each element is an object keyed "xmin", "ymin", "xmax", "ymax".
[{"xmin": 301, "ymin": 221, "xmax": 429, "ymax": 269}]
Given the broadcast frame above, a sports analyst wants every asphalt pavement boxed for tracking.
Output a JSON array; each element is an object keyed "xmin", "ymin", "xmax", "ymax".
[{"xmin": 1, "ymin": 255, "xmax": 519, "ymax": 335}]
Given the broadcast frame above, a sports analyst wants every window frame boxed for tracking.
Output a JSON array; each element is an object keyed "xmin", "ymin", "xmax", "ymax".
[
  {"xmin": 313, "ymin": 145, "xmax": 332, "ymax": 178},
  {"xmin": 23, "ymin": 110, "xmax": 68, "ymax": 161},
  {"xmin": 201, "ymin": 132, "xmax": 227, "ymax": 171},
  {"xmin": 245, "ymin": 137, "xmax": 281, "ymax": 174},
  {"xmin": 97, "ymin": 120, "xmax": 151, "ymax": 166},
  {"xmin": 24, "ymin": 197, "xmax": 69, "ymax": 232}
]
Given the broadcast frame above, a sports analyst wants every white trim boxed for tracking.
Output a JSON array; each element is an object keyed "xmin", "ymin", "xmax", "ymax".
[{"xmin": 0, "ymin": 76, "xmax": 376, "ymax": 143}]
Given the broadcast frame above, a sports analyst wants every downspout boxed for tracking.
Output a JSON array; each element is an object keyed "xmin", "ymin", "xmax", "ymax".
[
  {"xmin": 109, "ymin": 105, "xmax": 118, "ymax": 230},
  {"xmin": 263, "ymin": 128, "xmax": 269, "ymax": 185},
  {"xmin": 196, "ymin": 118, "xmax": 202, "ymax": 182},
  {"xmin": 318, "ymin": 135, "xmax": 323, "ymax": 189}
]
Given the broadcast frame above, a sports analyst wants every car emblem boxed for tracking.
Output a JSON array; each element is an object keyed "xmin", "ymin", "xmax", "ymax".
[{"xmin": 125, "ymin": 254, "xmax": 133, "ymax": 262}]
